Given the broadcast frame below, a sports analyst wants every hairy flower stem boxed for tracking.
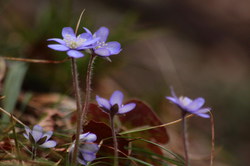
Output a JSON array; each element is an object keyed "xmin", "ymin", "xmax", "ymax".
[
  {"xmin": 109, "ymin": 114, "xmax": 119, "ymax": 166},
  {"xmin": 72, "ymin": 55, "xmax": 96, "ymax": 165},
  {"xmin": 182, "ymin": 112, "xmax": 189, "ymax": 166},
  {"xmin": 71, "ymin": 58, "xmax": 83, "ymax": 166},
  {"xmin": 81, "ymin": 55, "xmax": 96, "ymax": 123}
]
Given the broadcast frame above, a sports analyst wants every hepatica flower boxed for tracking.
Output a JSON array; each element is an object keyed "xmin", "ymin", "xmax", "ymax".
[
  {"xmin": 166, "ymin": 88, "xmax": 211, "ymax": 118},
  {"xmin": 70, "ymin": 132, "xmax": 99, "ymax": 165},
  {"xmin": 86, "ymin": 26, "xmax": 121, "ymax": 57},
  {"xmin": 96, "ymin": 90, "xmax": 136, "ymax": 115},
  {"xmin": 48, "ymin": 27, "xmax": 99, "ymax": 58},
  {"xmin": 23, "ymin": 125, "xmax": 57, "ymax": 148}
]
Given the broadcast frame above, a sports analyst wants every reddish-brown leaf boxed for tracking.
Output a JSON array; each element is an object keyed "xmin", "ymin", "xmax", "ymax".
[
  {"xmin": 119, "ymin": 99, "xmax": 169, "ymax": 144},
  {"xmin": 83, "ymin": 120, "xmax": 130, "ymax": 155}
]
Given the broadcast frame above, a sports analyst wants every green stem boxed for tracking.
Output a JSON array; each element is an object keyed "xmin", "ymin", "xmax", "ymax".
[
  {"xmin": 31, "ymin": 146, "xmax": 37, "ymax": 160},
  {"xmin": 71, "ymin": 58, "xmax": 83, "ymax": 166},
  {"xmin": 182, "ymin": 112, "xmax": 189, "ymax": 166},
  {"xmin": 11, "ymin": 116, "xmax": 21, "ymax": 163},
  {"xmin": 109, "ymin": 114, "xmax": 119, "ymax": 166}
]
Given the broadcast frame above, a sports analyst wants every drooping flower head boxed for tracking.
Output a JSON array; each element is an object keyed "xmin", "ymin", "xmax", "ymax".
[
  {"xmin": 48, "ymin": 27, "xmax": 99, "ymax": 58},
  {"xmin": 86, "ymin": 27, "xmax": 121, "ymax": 57},
  {"xmin": 23, "ymin": 125, "xmax": 57, "ymax": 148},
  {"xmin": 166, "ymin": 88, "xmax": 211, "ymax": 118},
  {"xmin": 96, "ymin": 90, "xmax": 136, "ymax": 115},
  {"xmin": 69, "ymin": 132, "xmax": 99, "ymax": 165}
]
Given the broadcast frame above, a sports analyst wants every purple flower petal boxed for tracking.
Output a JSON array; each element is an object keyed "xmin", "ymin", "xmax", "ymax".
[
  {"xmin": 81, "ymin": 144, "xmax": 99, "ymax": 153},
  {"xmin": 25, "ymin": 126, "xmax": 31, "ymax": 135},
  {"xmin": 187, "ymin": 98, "xmax": 205, "ymax": 111},
  {"xmin": 67, "ymin": 50, "xmax": 84, "ymax": 58},
  {"xmin": 77, "ymin": 157, "xmax": 87, "ymax": 165},
  {"xmin": 79, "ymin": 33, "xmax": 92, "ymax": 40},
  {"xmin": 166, "ymin": 96, "xmax": 178, "ymax": 105},
  {"xmin": 170, "ymin": 87, "xmax": 178, "ymax": 98},
  {"xmin": 43, "ymin": 131, "xmax": 53, "ymax": 141},
  {"xmin": 110, "ymin": 90, "xmax": 124, "ymax": 106},
  {"xmin": 83, "ymin": 27, "xmax": 92, "ymax": 35},
  {"xmin": 93, "ymin": 27, "xmax": 109, "ymax": 42},
  {"xmin": 118, "ymin": 103, "xmax": 136, "ymax": 114},
  {"xmin": 195, "ymin": 108, "xmax": 211, "ymax": 114},
  {"xmin": 96, "ymin": 95, "xmax": 111, "ymax": 110},
  {"xmin": 94, "ymin": 48, "xmax": 111, "ymax": 56},
  {"xmin": 196, "ymin": 113, "xmax": 210, "ymax": 118},
  {"xmin": 40, "ymin": 140, "xmax": 57, "ymax": 148},
  {"xmin": 80, "ymin": 133, "xmax": 97, "ymax": 142},
  {"xmin": 48, "ymin": 44, "xmax": 69, "ymax": 51},
  {"xmin": 23, "ymin": 133, "xmax": 29, "ymax": 139},
  {"xmin": 105, "ymin": 41, "xmax": 121, "ymax": 54},
  {"xmin": 32, "ymin": 125, "xmax": 43, "ymax": 142},
  {"xmin": 83, "ymin": 152, "xmax": 96, "ymax": 162},
  {"xmin": 62, "ymin": 27, "xmax": 76, "ymax": 38},
  {"xmin": 47, "ymin": 38, "xmax": 65, "ymax": 45},
  {"xmin": 80, "ymin": 37, "xmax": 100, "ymax": 47}
]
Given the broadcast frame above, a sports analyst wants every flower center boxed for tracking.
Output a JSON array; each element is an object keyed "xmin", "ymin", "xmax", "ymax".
[
  {"xmin": 64, "ymin": 34, "xmax": 87, "ymax": 49},
  {"xmin": 95, "ymin": 41, "xmax": 107, "ymax": 49},
  {"xmin": 179, "ymin": 96, "xmax": 192, "ymax": 106}
]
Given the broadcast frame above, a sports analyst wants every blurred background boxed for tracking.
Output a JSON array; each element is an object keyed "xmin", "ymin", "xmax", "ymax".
[{"xmin": 1, "ymin": 0, "xmax": 250, "ymax": 165}]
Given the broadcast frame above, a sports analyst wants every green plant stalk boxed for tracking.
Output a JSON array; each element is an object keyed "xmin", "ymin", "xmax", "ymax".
[
  {"xmin": 109, "ymin": 114, "xmax": 119, "ymax": 166},
  {"xmin": 71, "ymin": 58, "xmax": 83, "ymax": 165},
  {"xmin": 11, "ymin": 115, "xmax": 21, "ymax": 164},
  {"xmin": 31, "ymin": 146, "xmax": 37, "ymax": 160},
  {"xmin": 182, "ymin": 112, "xmax": 189, "ymax": 166},
  {"xmin": 72, "ymin": 55, "xmax": 96, "ymax": 165}
]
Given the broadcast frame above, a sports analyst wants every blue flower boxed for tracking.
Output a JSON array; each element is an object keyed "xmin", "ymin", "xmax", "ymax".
[
  {"xmin": 96, "ymin": 90, "xmax": 136, "ymax": 115},
  {"xmin": 86, "ymin": 27, "xmax": 121, "ymax": 57},
  {"xmin": 23, "ymin": 125, "xmax": 57, "ymax": 148},
  {"xmin": 48, "ymin": 27, "xmax": 99, "ymax": 58},
  {"xmin": 70, "ymin": 132, "xmax": 99, "ymax": 165},
  {"xmin": 166, "ymin": 88, "xmax": 211, "ymax": 118}
]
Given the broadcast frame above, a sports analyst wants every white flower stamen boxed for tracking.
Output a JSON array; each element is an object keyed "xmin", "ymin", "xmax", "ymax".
[
  {"xmin": 64, "ymin": 34, "xmax": 87, "ymax": 49},
  {"xmin": 95, "ymin": 41, "xmax": 107, "ymax": 49}
]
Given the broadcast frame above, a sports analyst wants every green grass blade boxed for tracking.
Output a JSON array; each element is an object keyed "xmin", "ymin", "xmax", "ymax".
[
  {"xmin": 131, "ymin": 146, "xmax": 184, "ymax": 166},
  {"xmin": 128, "ymin": 156, "xmax": 153, "ymax": 166},
  {"xmin": 2, "ymin": 62, "xmax": 28, "ymax": 123},
  {"xmin": 119, "ymin": 136, "xmax": 185, "ymax": 163}
]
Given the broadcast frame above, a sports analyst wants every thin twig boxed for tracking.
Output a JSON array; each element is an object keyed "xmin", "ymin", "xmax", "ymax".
[
  {"xmin": 75, "ymin": 9, "xmax": 85, "ymax": 33},
  {"xmin": 1, "ymin": 56, "xmax": 69, "ymax": 64},
  {"xmin": 182, "ymin": 112, "xmax": 189, "ymax": 166},
  {"xmin": 120, "ymin": 114, "xmax": 194, "ymax": 135},
  {"xmin": 0, "ymin": 107, "xmax": 27, "ymax": 127}
]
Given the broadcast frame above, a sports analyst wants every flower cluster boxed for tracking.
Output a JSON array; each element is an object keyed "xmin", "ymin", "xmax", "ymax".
[
  {"xmin": 166, "ymin": 88, "xmax": 211, "ymax": 118},
  {"xmin": 23, "ymin": 125, "xmax": 57, "ymax": 148},
  {"xmin": 96, "ymin": 90, "xmax": 136, "ymax": 115},
  {"xmin": 69, "ymin": 132, "xmax": 99, "ymax": 165},
  {"xmin": 48, "ymin": 26, "xmax": 121, "ymax": 58}
]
